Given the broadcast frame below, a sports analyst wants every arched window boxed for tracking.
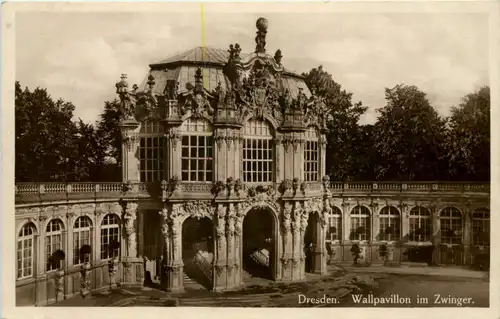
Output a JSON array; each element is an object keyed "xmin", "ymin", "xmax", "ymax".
[
  {"xmin": 350, "ymin": 205, "xmax": 371, "ymax": 241},
  {"xmin": 472, "ymin": 208, "xmax": 489, "ymax": 246},
  {"xmin": 100, "ymin": 214, "xmax": 120, "ymax": 260},
  {"xmin": 326, "ymin": 206, "xmax": 342, "ymax": 242},
  {"xmin": 139, "ymin": 120, "xmax": 165, "ymax": 182},
  {"xmin": 379, "ymin": 206, "xmax": 401, "ymax": 242},
  {"xmin": 46, "ymin": 219, "xmax": 64, "ymax": 271},
  {"xmin": 304, "ymin": 127, "xmax": 319, "ymax": 182},
  {"xmin": 409, "ymin": 206, "xmax": 431, "ymax": 242},
  {"xmin": 180, "ymin": 118, "xmax": 213, "ymax": 182},
  {"xmin": 242, "ymin": 119, "xmax": 274, "ymax": 183},
  {"xmin": 440, "ymin": 207, "xmax": 462, "ymax": 245},
  {"xmin": 17, "ymin": 223, "xmax": 36, "ymax": 279},
  {"xmin": 73, "ymin": 216, "xmax": 92, "ymax": 265}
]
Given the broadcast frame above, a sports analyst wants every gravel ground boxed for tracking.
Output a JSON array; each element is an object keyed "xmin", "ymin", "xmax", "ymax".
[{"xmin": 51, "ymin": 271, "xmax": 489, "ymax": 308}]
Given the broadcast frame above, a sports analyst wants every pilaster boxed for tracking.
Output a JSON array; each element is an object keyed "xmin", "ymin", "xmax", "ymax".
[
  {"xmin": 313, "ymin": 202, "xmax": 328, "ymax": 275},
  {"xmin": 370, "ymin": 201, "xmax": 379, "ymax": 243},
  {"xmin": 213, "ymin": 204, "xmax": 227, "ymax": 291},
  {"xmin": 431, "ymin": 205, "xmax": 440, "ymax": 265},
  {"xmin": 122, "ymin": 202, "xmax": 142, "ymax": 286},
  {"xmin": 298, "ymin": 206, "xmax": 308, "ymax": 280},
  {"xmin": 166, "ymin": 127, "xmax": 181, "ymax": 180},
  {"xmin": 342, "ymin": 201, "xmax": 351, "ymax": 242},
  {"xmin": 275, "ymin": 135, "xmax": 284, "ymax": 182},
  {"xmin": 291, "ymin": 202, "xmax": 302, "ymax": 281},
  {"xmin": 159, "ymin": 206, "xmax": 184, "ymax": 293},
  {"xmin": 462, "ymin": 205, "xmax": 472, "ymax": 265},
  {"xmin": 233, "ymin": 203, "xmax": 244, "ymax": 287},
  {"xmin": 400, "ymin": 202, "xmax": 409, "ymax": 239},
  {"xmin": 281, "ymin": 201, "xmax": 293, "ymax": 281},
  {"xmin": 225, "ymin": 204, "xmax": 237, "ymax": 288},
  {"xmin": 120, "ymin": 120, "xmax": 140, "ymax": 182}
]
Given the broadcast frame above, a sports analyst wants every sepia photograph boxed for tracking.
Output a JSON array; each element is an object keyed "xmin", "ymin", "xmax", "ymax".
[{"xmin": 2, "ymin": 1, "xmax": 498, "ymax": 316}]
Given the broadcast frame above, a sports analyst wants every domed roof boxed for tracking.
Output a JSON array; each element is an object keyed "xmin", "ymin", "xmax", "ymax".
[
  {"xmin": 117, "ymin": 18, "xmax": 330, "ymax": 131},
  {"xmin": 140, "ymin": 46, "xmax": 311, "ymax": 99}
]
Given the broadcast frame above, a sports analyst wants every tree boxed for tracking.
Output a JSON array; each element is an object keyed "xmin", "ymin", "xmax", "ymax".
[
  {"xmin": 95, "ymin": 100, "xmax": 123, "ymax": 181},
  {"xmin": 372, "ymin": 84, "xmax": 448, "ymax": 181},
  {"xmin": 303, "ymin": 66, "xmax": 370, "ymax": 181},
  {"xmin": 446, "ymin": 86, "xmax": 490, "ymax": 181},
  {"xmin": 15, "ymin": 82, "xmax": 78, "ymax": 182}
]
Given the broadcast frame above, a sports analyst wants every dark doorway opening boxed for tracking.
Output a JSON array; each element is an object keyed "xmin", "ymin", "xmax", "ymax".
[
  {"xmin": 242, "ymin": 208, "xmax": 276, "ymax": 280},
  {"xmin": 304, "ymin": 212, "xmax": 318, "ymax": 273},
  {"xmin": 182, "ymin": 217, "xmax": 214, "ymax": 289}
]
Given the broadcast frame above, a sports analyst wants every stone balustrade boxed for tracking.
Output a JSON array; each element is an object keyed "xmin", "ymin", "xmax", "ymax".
[{"xmin": 15, "ymin": 181, "xmax": 490, "ymax": 205}]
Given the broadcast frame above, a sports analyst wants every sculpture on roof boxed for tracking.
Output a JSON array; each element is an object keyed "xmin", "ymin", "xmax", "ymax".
[
  {"xmin": 114, "ymin": 17, "xmax": 332, "ymax": 130},
  {"xmin": 255, "ymin": 17, "xmax": 268, "ymax": 53},
  {"xmin": 116, "ymin": 74, "xmax": 158, "ymax": 122},
  {"xmin": 177, "ymin": 67, "xmax": 214, "ymax": 119}
]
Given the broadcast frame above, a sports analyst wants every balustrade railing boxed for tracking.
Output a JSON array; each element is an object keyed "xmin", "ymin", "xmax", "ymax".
[{"xmin": 15, "ymin": 181, "xmax": 490, "ymax": 202}]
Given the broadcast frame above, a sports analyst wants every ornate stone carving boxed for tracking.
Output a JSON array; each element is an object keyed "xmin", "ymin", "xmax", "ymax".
[
  {"xmin": 123, "ymin": 202, "xmax": 137, "ymax": 257},
  {"xmin": 166, "ymin": 128, "xmax": 181, "ymax": 151},
  {"xmin": 177, "ymin": 67, "xmax": 215, "ymax": 120},
  {"xmin": 247, "ymin": 183, "xmax": 274, "ymax": 198},
  {"xmin": 184, "ymin": 201, "xmax": 215, "ymax": 220},
  {"xmin": 279, "ymin": 179, "xmax": 292, "ymax": 194},
  {"xmin": 274, "ymin": 49, "xmax": 283, "ymax": 64},
  {"xmin": 136, "ymin": 264, "xmax": 144, "ymax": 283},
  {"xmin": 282, "ymin": 202, "xmax": 292, "ymax": 233},
  {"xmin": 80, "ymin": 262, "xmax": 92, "ymax": 298},
  {"xmin": 109, "ymin": 258, "xmax": 119, "ymax": 289},
  {"xmin": 255, "ymin": 17, "xmax": 268, "ymax": 53},
  {"xmin": 292, "ymin": 178, "xmax": 300, "ymax": 193},
  {"xmin": 55, "ymin": 269, "xmax": 65, "ymax": 302},
  {"xmin": 234, "ymin": 179, "xmax": 244, "ymax": 196},
  {"xmin": 282, "ymin": 136, "xmax": 303, "ymax": 152}
]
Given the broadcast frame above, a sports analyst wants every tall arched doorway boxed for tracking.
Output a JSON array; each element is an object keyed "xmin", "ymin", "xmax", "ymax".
[
  {"xmin": 182, "ymin": 217, "xmax": 214, "ymax": 289},
  {"xmin": 242, "ymin": 207, "xmax": 277, "ymax": 280},
  {"xmin": 304, "ymin": 212, "xmax": 319, "ymax": 273}
]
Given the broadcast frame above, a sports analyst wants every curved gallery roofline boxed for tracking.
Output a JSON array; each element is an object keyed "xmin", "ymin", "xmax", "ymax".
[{"xmin": 149, "ymin": 46, "xmax": 306, "ymax": 80}]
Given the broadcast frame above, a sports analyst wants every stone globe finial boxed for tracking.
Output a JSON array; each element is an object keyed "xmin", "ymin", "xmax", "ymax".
[
  {"xmin": 255, "ymin": 17, "xmax": 268, "ymax": 53},
  {"xmin": 256, "ymin": 17, "xmax": 268, "ymax": 32},
  {"xmin": 116, "ymin": 74, "xmax": 128, "ymax": 94},
  {"xmin": 147, "ymin": 74, "xmax": 155, "ymax": 91}
]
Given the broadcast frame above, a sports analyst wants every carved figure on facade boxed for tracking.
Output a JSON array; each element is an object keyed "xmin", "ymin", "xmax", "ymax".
[
  {"xmin": 116, "ymin": 74, "xmax": 159, "ymax": 122},
  {"xmin": 255, "ymin": 17, "xmax": 268, "ymax": 53},
  {"xmin": 177, "ymin": 67, "xmax": 215, "ymax": 119},
  {"xmin": 166, "ymin": 128, "xmax": 181, "ymax": 151}
]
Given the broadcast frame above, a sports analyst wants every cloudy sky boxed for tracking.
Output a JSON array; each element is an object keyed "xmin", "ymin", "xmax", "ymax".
[{"xmin": 15, "ymin": 3, "xmax": 489, "ymax": 124}]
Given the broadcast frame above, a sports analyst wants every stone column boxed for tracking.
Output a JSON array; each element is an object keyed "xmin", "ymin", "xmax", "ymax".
[
  {"xmin": 120, "ymin": 121, "xmax": 140, "ymax": 182},
  {"xmin": 213, "ymin": 204, "xmax": 227, "ymax": 291},
  {"xmin": 122, "ymin": 202, "xmax": 141, "ymax": 286},
  {"xmin": 370, "ymin": 202, "xmax": 379, "ymax": 243},
  {"xmin": 123, "ymin": 202, "xmax": 138, "ymax": 258},
  {"xmin": 65, "ymin": 211, "xmax": 75, "ymax": 299},
  {"xmin": 36, "ymin": 215, "xmax": 48, "ymax": 306},
  {"xmin": 281, "ymin": 202, "xmax": 293, "ymax": 281},
  {"xmin": 233, "ymin": 204, "xmax": 244, "ymax": 287},
  {"xmin": 159, "ymin": 206, "xmax": 184, "ymax": 293},
  {"xmin": 312, "ymin": 202, "xmax": 329, "ymax": 275},
  {"xmin": 431, "ymin": 205, "xmax": 440, "ymax": 265},
  {"xmin": 225, "ymin": 204, "xmax": 236, "ymax": 288},
  {"xmin": 291, "ymin": 202, "xmax": 302, "ymax": 280},
  {"xmin": 275, "ymin": 135, "xmax": 284, "ymax": 182},
  {"xmin": 400, "ymin": 202, "xmax": 409, "ymax": 240},
  {"xmin": 166, "ymin": 127, "xmax": 181, "ymax": 179},
  {"xmin": 462, "ymin": 206, "xmax": 471, "ymax": 265},
  {"xmin": 214, "ymin": 130, "xmax": 227, "ymax": 182},
  {"xmin": 319, "ymin": 135, "xmax": 327, "ymax": 178},
  {"xmin": 299, "ymin": 208, "xmax": 309, "ymax": 280},
  {"xmin": 342, "ymin": 202, "xmax": 351, "ymax": 242}
]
